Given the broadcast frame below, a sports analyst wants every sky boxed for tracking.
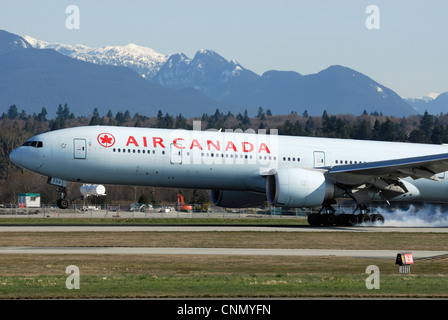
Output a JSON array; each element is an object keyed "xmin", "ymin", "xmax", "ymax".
[{"xmin": 0, "ymin": 0, "xmax": 447, "ymax": 98}]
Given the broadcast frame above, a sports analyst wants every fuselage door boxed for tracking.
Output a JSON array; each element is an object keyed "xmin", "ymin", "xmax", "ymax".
[
  {"xmin": 170, "ymin": 143, "xmax": 182, "ymax": 164},
  {"xmin": 74, "ymin": 139, "xmax": 87, "ymax": 159},
  {"xmin": 313, "ymin": 151, "xmax": 325, "ymax": 168}
]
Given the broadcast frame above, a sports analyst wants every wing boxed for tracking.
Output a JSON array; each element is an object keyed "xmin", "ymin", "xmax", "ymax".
[{"xmin": 325, "ymin": 153, "xmax": 448, "ymax": 204}]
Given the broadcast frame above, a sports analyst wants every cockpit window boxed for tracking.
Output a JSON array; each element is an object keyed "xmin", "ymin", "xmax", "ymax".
[{"xmin": 22, "ymin": 141, "xmax": 43, "ymax": 148}]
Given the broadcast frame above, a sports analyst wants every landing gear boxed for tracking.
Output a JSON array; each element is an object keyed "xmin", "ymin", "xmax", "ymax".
[
  {"xmin": 48, "ymin": 178, "xmax": 70, "ymax": 209},
  {"xmin": 57, "ymin": 198, "xmax": 70, "ymax": 209},
  {"xmin": 308, "ymin": 201, "xmax": 338, "ymax": 226},
  {"xmin": 56, "ymin": 187, "xmax": 70, "ymax": 209},
  {"xmin": 371, "ymin": 214, "xmax": 385, "ymax": 224},
  {"xmin": 307, "ymin": 203, "xmax": 385, "ymax": 227}
]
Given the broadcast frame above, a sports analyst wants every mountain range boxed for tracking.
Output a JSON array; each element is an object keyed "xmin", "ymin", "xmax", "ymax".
[
  {"xmin": 405, "ymin": 93, "xmax": 448, "ymax": 115},
  {"xmin": 1, "ymin": 30, "xmax": 446, "ymax": 118},
  {"xmin": 0, "ymin": 30, "xmax": 230, "ymax": 118},
  {"xmin": 23, "ymin": 35, "xmax": 168, "ymax": 80}
]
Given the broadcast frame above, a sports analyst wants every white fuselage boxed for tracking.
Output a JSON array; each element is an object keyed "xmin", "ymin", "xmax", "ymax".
[{"xmin": 9, "ymin": 125, "xmax": 448, "ymax": 204}]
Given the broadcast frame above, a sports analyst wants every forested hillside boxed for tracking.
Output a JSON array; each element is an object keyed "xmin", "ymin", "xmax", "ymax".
[{"xmin": 1, "ymin": 104, "xmax": 448, "ymax": 205}]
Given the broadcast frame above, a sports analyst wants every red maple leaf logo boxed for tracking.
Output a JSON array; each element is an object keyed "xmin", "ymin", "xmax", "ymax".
[
  {"xmin": 97, "ymin": 133, "xmax": 115, "ymax": 148},
  {"xmin": 101, "ymin": 135, "xmax": 113, "ymax": 145}
]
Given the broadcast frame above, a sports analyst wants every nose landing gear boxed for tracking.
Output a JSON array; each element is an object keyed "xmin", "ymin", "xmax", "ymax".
[
  {"xmin": 56, "ymin": 187, "xmax": 70, "ymax": 209},
  {"xmin": 48, "ymin": 177, "xmax": 70, "ymax": 209}
]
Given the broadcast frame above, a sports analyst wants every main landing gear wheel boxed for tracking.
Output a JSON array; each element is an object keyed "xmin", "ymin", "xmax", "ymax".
[
  {"xmin": 371, "ymin": 214, "xmax": 385, "ymax": 224},
  {"xmin": 307, "ymin": 212, "xmax": 385, "ymax": 227},
  {"xmin": 307, "ymin": 202, "xmax": 385, "ymax": 227}
]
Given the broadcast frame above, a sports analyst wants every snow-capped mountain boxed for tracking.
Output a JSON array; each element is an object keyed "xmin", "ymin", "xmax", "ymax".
[
  {"xmin": 425, "ymin": 92, "xmax": 441, "ymax": 100},
  {"xmin": 23, "ymin": 35, "xmax": 168, "ymax": 79},
  {"xmin": 0, "ymin": 30, "xmax": 230, "ymax": 117},
  {"xmin": 0, "ymin": 30, "xmax": 427, "ymax": 117},
  {"xmin": 153, "ymin": 49, "xmax": 259, "ymax": 96},
  {"xmin": 405, "ymin": 92, "xmax": 448, "ymax": 114}
]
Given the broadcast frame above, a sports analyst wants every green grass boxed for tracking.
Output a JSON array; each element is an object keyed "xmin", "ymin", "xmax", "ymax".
[
  {"xmin": 1, "ymin": 230, "xmax": 447, "ymax": 250},
  {"xmin": 0, "ymin": 217, "xmax": 446, "ymax": 298},
  {"xmin": 0, "ymin": 217, "xmax": 308, "ymax": 226},
  {"xmin": 0, "ymin": 253, "xmax": 447, "ymax": 298},
  {"xmin": 1, "ymin": 273, "xmax": 447, "ymax": 299}
]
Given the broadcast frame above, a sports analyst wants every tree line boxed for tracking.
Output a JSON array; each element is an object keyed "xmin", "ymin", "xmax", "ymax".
[
  {"xmin": 1, "ymin": 103, "xmax": 448, "ymax": 204},
  {"xmin": 277, "ymin": 109, "xmax": 448, "ymax": 144}
]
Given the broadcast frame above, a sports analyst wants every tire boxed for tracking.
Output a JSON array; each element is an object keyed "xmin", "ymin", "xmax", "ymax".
[
  {"xmin": 307, "ymin": 213, "xmax": 321, "ymax": 226},
  {"xmin": 371, "ymin": 214, "xmax": 385, "ymax": 225},
  {"xmin": 345, "ymin": 214, "xmax": 358, "ymax": 226},
  {"xmin": 336, "ymin": 214, "xmax": 347, "ymax": 226},
  {"xmin": 323, "ymin": 214, "xmax": 337, "ymax": 226},
  {"xmin": 358, "ymin": 214, "xmax": 371, "ymax": 224},
  {"xmin": 57, "ymin": 199, "xmax": 70, "ymax": 209}
]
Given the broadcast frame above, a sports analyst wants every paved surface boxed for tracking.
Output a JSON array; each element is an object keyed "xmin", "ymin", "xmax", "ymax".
[
  {"xmin": 0, "ymin": 225, "xmax": 447, "ymax": 232},
  {"xmin": 0, "ymin": 246, "xmax": 446, "ymax": 259},
  {"xmin": 0, "ymin": 225, "xmax": 446, "ymax": 259}
]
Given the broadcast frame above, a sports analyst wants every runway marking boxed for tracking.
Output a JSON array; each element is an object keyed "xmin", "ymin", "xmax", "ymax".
[{"xmin": 415, "ymin": 254, "xmax": 448, "ymax": 262}]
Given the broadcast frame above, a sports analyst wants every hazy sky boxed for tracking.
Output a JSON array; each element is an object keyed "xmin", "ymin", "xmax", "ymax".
[{"xmin": 0, "ymin": 0, "xmax": 447, "ymax": 98}]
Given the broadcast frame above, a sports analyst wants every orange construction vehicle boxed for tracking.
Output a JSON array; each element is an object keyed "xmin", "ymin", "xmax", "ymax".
[{"xmin": 176, "ymin": 193, "xmax": 193, "ymax": 212}]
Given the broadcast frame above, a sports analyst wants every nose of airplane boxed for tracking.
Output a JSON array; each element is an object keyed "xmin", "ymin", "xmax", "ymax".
[{"xmin": 9, "ymin": 147, "xmax": 22, "ymax": 166}]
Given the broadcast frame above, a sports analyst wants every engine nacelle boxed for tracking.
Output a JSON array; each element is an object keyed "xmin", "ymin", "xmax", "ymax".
[
  {"xmin": 266, "ymin": 167, "xmax": 334, "ymax": 207},
  {"xmin": 210, "ymin": 190, "xmax": 266, "ymax": 208}
]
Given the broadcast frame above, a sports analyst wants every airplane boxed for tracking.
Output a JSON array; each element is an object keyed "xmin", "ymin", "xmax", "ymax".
[{"xmin": 8, "ymin": 123, "xmax": 448, "ymax": 226}]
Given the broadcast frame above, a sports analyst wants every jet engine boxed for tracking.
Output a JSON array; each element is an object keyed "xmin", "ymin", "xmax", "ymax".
[
  {"xmin": 266, "ymin": 167, "xmax": 334, "ymax": 207},
  {"xmin": 210, "ymin": 190, "xmax": 266, "ymax": 208}
]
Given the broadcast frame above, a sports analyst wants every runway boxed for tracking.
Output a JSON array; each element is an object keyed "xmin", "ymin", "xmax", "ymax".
[
  {"xmin": 0, "ymin": 246, "xmax": 446, "ymax": 260},
  {"xmin": 0, "ymin": 225, "xmax": 447, "ymax": 259},
  {"xmin": 0, "ymin": 225, "xmax": 447, "ymax": 233}
]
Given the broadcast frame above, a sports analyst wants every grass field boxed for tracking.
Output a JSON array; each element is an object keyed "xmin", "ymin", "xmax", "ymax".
[
  {"xmin": 0, "ymin": 216, "xmax": 309, "ymax": 225},
  {"xmin": 0, "ymin": 217, "xmax": 447, "ymax": 298}
]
